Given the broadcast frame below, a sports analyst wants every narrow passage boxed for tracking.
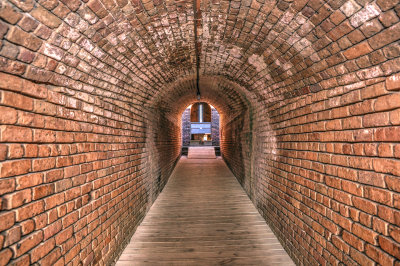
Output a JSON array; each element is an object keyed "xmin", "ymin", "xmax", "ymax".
[{"xmin": 116, "ymin": 148, "xmax": 294, "ymax": 265}]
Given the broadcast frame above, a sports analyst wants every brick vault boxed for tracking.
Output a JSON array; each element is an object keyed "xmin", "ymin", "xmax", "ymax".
[{"xmin": 0, "ymin": 0, "xmax": 400, "ymax": 265}]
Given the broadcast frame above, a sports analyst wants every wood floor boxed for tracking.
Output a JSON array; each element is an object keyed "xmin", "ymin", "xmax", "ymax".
[
  {"xmin": 187, "ymin": 146, "xmax": 216, "ymax": 159},
  {"xmin": 116, "ymin": 148, "xmax": 294, "ymax": 265}
]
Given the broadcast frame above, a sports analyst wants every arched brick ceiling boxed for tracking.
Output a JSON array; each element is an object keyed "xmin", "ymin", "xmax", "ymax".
[
  {"xmin": 1, "ymin": 0, "xmax": 399, "ymax": 109},
  {"xmin": 149, "ymin": 75, "xmax": 252, "ymax": 120}
]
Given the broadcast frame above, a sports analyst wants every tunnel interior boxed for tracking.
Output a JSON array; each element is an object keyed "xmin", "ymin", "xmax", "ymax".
[{"xmin": 0, "ymin": 0, "xmax": 400, "ymax": 265}]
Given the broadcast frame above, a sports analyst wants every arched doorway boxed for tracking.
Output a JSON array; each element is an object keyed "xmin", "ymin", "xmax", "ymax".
[{"xmin": 182, "ymin": 102, "xmax": 220, "ymax": 146}]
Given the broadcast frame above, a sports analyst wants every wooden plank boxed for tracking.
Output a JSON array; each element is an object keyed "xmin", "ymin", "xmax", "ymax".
[{"xmin": 115, "ymin": 152, "xmax": 294, "ymax": 265}]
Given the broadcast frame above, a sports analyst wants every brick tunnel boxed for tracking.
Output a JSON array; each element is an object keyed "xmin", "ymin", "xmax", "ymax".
[{"xmin": 0, "ymin": 0, "xmax": 400, "ymax": 265}]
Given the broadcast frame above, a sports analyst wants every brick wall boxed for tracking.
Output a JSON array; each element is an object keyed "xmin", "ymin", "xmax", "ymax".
[
  {"xmin": 222, "ymin": 75, "xmax": 400, "ymax": 266},
  {"xmin": 0, "ymin": 73, "xmax": 180, "ymax": 265}
]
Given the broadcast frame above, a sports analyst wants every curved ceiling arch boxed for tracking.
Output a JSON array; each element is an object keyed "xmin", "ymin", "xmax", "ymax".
[
  {"xmin": 1, "ymin": 0, "xmax": 389, "ymax": 114},
  {"xmin": 147, "ymin": 74, "xmax": 256, "ymax": 120}
]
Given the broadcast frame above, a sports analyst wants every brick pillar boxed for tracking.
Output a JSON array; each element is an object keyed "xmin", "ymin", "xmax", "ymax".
[
  {"xmin": 211, "ymin": 107, "xmax": 220, "ymax": 146},
  {"xmin": 182, "ymin": 107, "xmax": 191, "ymax": 146}
]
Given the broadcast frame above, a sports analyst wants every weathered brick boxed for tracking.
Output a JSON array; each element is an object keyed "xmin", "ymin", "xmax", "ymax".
[
  {"xmin": 0, "ymin": 211, "xmax": 15, "ymax": 231},
  {"xmin": 0, "ymin": 159, "xmax": 31, "ymax": 178},
  {"xmin": 375, "ymin": 94, "xmax": 400, "ymax": 111},
  {"xmin": 6, "ymin": 26, "xmax": 42, "ymax": 51},
  {"xmin": 30, "ymin": 6, "xmax": 62, "ymax": 29},
  {"xmin": 368, "ymin": 22, "xmax": 400, "ymax": 50},
  {"xmin": 0, "ymin": 248, "xmax": 13, "ymax": 265},
  {"xmin": 0, "ymin": 91, "xmax": 33, "ymax": 111},
  {"xmin": 11, "ymin": 230, "xmax": 43, "ymax": 258},
  {"xmin": 0, "ymin": 178, "xmax": 15, "ymax": 195},
  {"xmin": 3, "ymin": 189, "xmax": 32, "ymax": 209},
  {"xmin": 15, "ymin": 173, "xmax": 43, "ymax": 190},
  {"xmin": 378, "ymin": 235, "xmax": 400, "ymax": 260},
  {"xmin": 386, "ymin": 73, "xmax": 400, "ymax": 91},
  {"xmin": 16, "ymin": 200, "xmax": 44, "ymax": 222},
  {"xmin": 343, "ymin": 41, "xmax": 373, "ymax": 60}
]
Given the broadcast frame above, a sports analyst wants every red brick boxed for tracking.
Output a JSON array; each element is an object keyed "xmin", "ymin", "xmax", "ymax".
[
  {"xmin": 350, "ymin": 247, "xmax": 374, "ymax": 266},
  {"xmin": 55, "ymin": 226, "xmax": 73, "ymax": 245},
  {"xmin": 373, "ymin": 158, "xmax": 400, "ymax": 176},
  {"xmin": 33, "ymin": 129, "xmax": 56, "ymax": 143},
  {"xmin": 65, "ymin": 243, "xmax": 80, "ymax": 263},
  {"xmin": 378, "ymin": 235, "xmax": 400, "ymax": 259},
  {"xmin": 1, "ymin": 91, "xmax": 33, "ymax": 111},
  {"xmin": 4, "ymin": 226, "xmax": 21, "ymax": 247},
  {"xmin": 6, "ymin": 26, "xmax": 42, "ymax": 51},
  {"xmin": 364, "ymin": 186, "xmax": 393, "ymax": 206},
  {"xmin": 17, "ymin": 111, "xmax": 45, "ymax": 128},
  {"xmin": 0, "ymin": 106, "xmax": 17, "ymax": 124},
  {"xmin": 45, "ymin": 169, "xmax": 64, "ymax": 183},
  {"xmin": 386, "ymin": 175, "xmax": 400, "ymax": 193},
  {"xmin": 16, "ymin": 200, "xmax": 44, "ymax": 222},
  {"xmin": 368, "ymin": 22, "xmax": 400, "ymax": 50},
  {"xmin": 378, "ymin": 143, "xmax": 393, "ymax": 157},
  {"xmin": 0, "ymin": 248, "xmax": 13, "ymax": 265},
  {"xmin": 44, "ymin": 193, "xmax": 64, "ymax": 210},
  {"xmin": 363, "ymin": 112, "xmax": 390, "ymax": 127},
  {"xmin": 0, "ymin": 178, "xmax": 15, "ymax": 195},
  {"xmin": 343, "ymin": 42, "xmax": 373, "ymax": 60},
  {"xmin": 353, "ymin": 197, "xmax": 377, "ymax": 215},
  {"xmin": 341, "ymin": 180, "xmax": 362, "ymax": 196},
  {"xmin": 389, "ymin": 225, "xmax": 400, "ymax": 243},
  {"xmin": 30, "ymin": 6, "xmax": 62, "ymax": 29},
  {"xmin": 11, "ymin": 230, "xmax": 43, "ymax": 257},
  {"xmin": 43, "ymin": 220, "xmax": 62, "ymax": 241},
  {"xmin": 365, "ymin": 244, "xmax": 395, "ymax": 266},
  {"xmin": 32, "ymin": 184, "xmax": 54, "ymax": 200},
  {"xmin": 3, "ymin": 189, "xmax": 31, "ymax": 209},
  {"xmin": 30, "ymin": 237, "xmax": 55, "ymax": 263},
  {"xmin": 20, "ymin": 219, "xmax": 34, "ymax": 235},
  {"xmin": 32, "ymin": 157, "xmax": 55, "ymax": 172},
  {"xmin": 23, "ymin": 144, "xmax": 38, "ymax": 157},
  {"xmin": 352, "ymin": 223, "xmax": 378, "ymax": 245},
  {"xmin": 332, "ymin": 212, "xmax": 353, "ymax": 231},
  {"xmin": 0, "ymin": 125, "xmax": 33, "ymax": 142},
  {"xmin": 0, "ymin": 211, "xmax": 15, "ymax": 231},
  {"xmin": 0, "ymin": 144, "xmax": 6, "ymax": 161},
  {"xmin": 39, "ymin": 246, "xmax": 61, "ymax": 265},
  {"xmin": 342, "ymin": 230, "xmax": 364, "ymax": 251},
  {"xmin": 358, "ymin": 171, "xmax": 385, "ymax": 187},
  {"xmin": 375, "ymin": 94, "xmax": 400, "ymax": 111},
  {"xmin": 62, "ymin": 211, "xmax": 79, "ymax": 228},
  {"xmin": 390, "ymin": 109, "xmax": 400, "ymax": 125},
  {"xmin": 1, "ymin": 159, "xmax": 31, "ymax": 178},
  {"xmin": 60, "ymin": 0, "xmax": 81, "ymax": 10},
  {"xmin": 15, "ymin": 173, "xmax": 43, "ymax": 190},
  {"xmin": 7, "ymin": 144, "xmax": 23, "ymax": 159},
  {"xmin": 0, "ymin": 3, "xmax": 22, "ymax": 24},
  {"xmin": 378, "ymin": 205, "xmax": 400, "ymax": 226},
  {"xmin": 386, "ymin": 73, "xmax": 400, "ymax": 91},
  {"xmin": 9, "ymin": 254, "xmax": 30, "ymax": 266}
]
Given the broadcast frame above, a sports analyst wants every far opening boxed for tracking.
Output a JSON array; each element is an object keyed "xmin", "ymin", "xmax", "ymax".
[{"xmin": 182, "ymin": 102, "xmax": 220, "ymax": 147}]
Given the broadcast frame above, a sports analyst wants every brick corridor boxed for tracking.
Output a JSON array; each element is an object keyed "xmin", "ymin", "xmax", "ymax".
[
  {"xmin": 116, "ymin": 154, "xmax": 294, "ymax": 265},
  {"xmin": 1, "ymin": 0, "xmax": 400, "ymax": 264}
]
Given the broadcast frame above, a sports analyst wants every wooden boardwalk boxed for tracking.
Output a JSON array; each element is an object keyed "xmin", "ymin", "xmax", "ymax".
[
  {"xmin": 116, "ymin": 149, "xmax": 294, "ymax": 265},
  {"xmin": 187, "ymin": 146, "xmax": 216, "ymax": 159}
]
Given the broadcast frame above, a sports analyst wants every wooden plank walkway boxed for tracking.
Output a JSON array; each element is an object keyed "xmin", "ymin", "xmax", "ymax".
[
  {"xmin": 187, "ymin": 146, "xmax": 216, "ymax": 159},
  {"xmin": 116, "ymin": 150, "xmax": 294, "ymax": 265}
]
